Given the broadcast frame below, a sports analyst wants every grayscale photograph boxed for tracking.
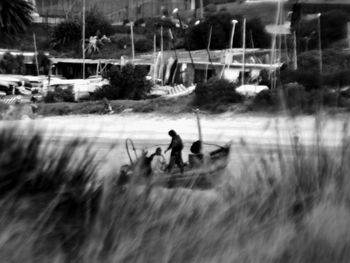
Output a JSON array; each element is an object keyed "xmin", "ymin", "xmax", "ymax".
[{"xmin": 1, "ymin": 0, "xmax": 350, "ymax": 262}]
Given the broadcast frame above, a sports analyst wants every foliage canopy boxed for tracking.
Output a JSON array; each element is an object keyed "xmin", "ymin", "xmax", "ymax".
[
  {"xmin": 93, "ymin": 64, "xmax": 152, "ymax": 100},
  {"xmin": 0, "ymin": 0, "xmax": 34, "ymax": 39},
  {"xmin": 187, "ymin": 11, "xmax": 270, "ymax": 50}
]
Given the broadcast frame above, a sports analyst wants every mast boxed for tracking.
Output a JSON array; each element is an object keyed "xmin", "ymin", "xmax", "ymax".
[
  {"xmin": 33, "ymin": 33, "xmax": 40, "ymax": 76},
  {"xmin": 160, "ymin": 25, "xmax": 164, "ymax": 86},
  {"xmin": 205, "ymin": 25, "xmax": 213, "ymax": 81},
  {"xmin": 293, "ymin": 30, "xmax": 298, "ymax": 70},
  {"xmin": 195, "ymin": 109, "xmax": 203, "ymax": 145},
  {"xmin": 130, "ymin": 21, "xmax": 135, "ymax": 63},
  {"xmin": 241, "ymin": 18, "xmax": 246, "ymax": 86},
  {"xmin": 348, "ymin": 22, "xmax": 350, "ymax": 49},
  {"xmin": 82, "ymin": 0, "xmax": 86, "ymax": 79},
  {"xmin": 270, "ymin": 0, "xmax": 282, "ymax": 89}
]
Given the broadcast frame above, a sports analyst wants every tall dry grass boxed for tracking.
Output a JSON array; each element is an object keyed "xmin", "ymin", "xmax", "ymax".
[{"xmin": 0, "ymin": 121, "xmax": 350, "ymax": 263}]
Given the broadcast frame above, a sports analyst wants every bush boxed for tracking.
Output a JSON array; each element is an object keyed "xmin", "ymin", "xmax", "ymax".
[
  {"xmin": 0, "ymin": 52, "xmax": 26, "ymax": 74},
  {"xmin": 85, "ymin": 7, "xmax": 113, "ymax": 38},
  {"xmin": 281, "ymin": 69, "xmax": 320, "ymax": 90},
  {"xmin": 51, "ymin": 7, "xmax": 113, "ymax": 50},
  {"xmin": 51, "ymin": 20, "xmax": 81, "ymax": 49},
  {"xmin": 135, "ymin": 38, "xmax": 153, "ymax": 52},
  {"xmin": 281, "ymin": 49, "xmax": 350, "ymax": 90},
  {"xmin": 116, "ymin": 37, "xmax": 130, "ymax": 49},
  {"xmin": 32, "ymin": 52, "xmax": 50, "ymax": 75},
  {"xmin": 44, "ymin": 86, "xmax": 75, "ymax": 103},
  {"xmin": 0, "ymin": 101, "xmax": 9, "ymax": 116},
  {"xmin": 251, "ymin": 83, "xmax": 349, "ymax": 113},
  {"xmin": 93, "ymin": 64, "xmax": 152, "ymax": 100},
  {"xmin": 194, "ymin": 77, "xmax": 243, "ymax": 111},
  {"xmin": 296, "ymin": 10, "xmax": 350, "ymax": 50}
]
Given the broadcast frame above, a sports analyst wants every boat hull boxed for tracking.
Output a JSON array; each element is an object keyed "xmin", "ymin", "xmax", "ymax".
[{"xmin": 120, "ymin": 144, "xmax": 231, "ymax": 190}]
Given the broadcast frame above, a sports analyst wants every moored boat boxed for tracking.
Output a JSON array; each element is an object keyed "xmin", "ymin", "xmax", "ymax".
[{"xmin": 118, "ymin": 111, "xmax": 231, "ymax": 189}]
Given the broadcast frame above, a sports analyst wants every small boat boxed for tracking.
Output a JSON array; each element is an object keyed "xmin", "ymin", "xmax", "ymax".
[
  {"xmin": 118, "ymin": 111, "xmax": 231, "ymax": 189},
  {"xmin": 236, "ymin": 84, "xmax": 269, "ymax": 97},
  {"xmin": 149, "ymin": 83, "xmax": 196, "ymax": 99}
]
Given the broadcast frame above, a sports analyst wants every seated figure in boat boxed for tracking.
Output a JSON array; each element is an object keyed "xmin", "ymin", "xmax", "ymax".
[
  {"xmin": 150, "ymin": 147, "xmax": 166, "ymax": 176},
  {"xmin": 165, "ymin": 130, "xmax": 184, "ymax": 173},
  {"xmin": 189, "ymin": 140, "xmax": 203, "ymax": 168}
]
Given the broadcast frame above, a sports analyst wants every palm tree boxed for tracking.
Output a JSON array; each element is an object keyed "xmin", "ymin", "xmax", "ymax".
[{"xmin": 0, "ymin": 0, "xmax": 34, "ymax": 39}]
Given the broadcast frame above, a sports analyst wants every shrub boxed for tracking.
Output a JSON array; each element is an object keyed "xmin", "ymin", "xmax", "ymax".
[
  {"xmin": 32, "ymin": 52, "xmax": 50, "ymax": 75},
  {"xmin": 252, "ymin": 88, "xmax": 280, "ymax": 110},
  {"xmin": 51, "ymin": 7, "xmax": 113, "ymax": 50},
  {"xmin": 116, "ymin": 37, "xmax": 130, "ymax": 49},
  {"xmin": 0, "ymin": 52, "xmax": 26, "ymax": 74},
  {"xmin": 194, "ymin": 77, "xmax": 243, "ymax": 111},
  {"xmin": 51, "ymin": 20, "xmax": 81, "ymax": 49},
  {"xmin": 93, "ymin": 64, "xmax": 152, "ymax": 100},
  {"xmin": 251, "ymin": 83, "xmax": 349, "ymax": 113},
  {"xmin": 296, "ymin": 10, "xmax": 350, "ymax": 50},
  {"xmin": 85, "ymin": 7, "xmax": 113, "ymax": 38},
  {"xmin": 0, "ymin": 127, "xmax": 100, "ymax": 259},
  {"xmin": 281, "ymin": 49, "xmax": 350, "ymax": 90},
  {"xmin": 135, "ymin": 38, "xmax": 153, "ymax": 52},
  {"xmin": 281, "ymin": 69, "xmax": 320, "ymax": 90},
  {"xmin": 0, "ymin": 101, "xmax": 9, "ymax": 116},
  {"xmin": 44, "ymin": 86, "xmax": 75, "ymax": 103}
]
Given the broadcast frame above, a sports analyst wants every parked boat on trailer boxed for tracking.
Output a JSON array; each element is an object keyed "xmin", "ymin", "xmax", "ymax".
[
  {"xmin": 236, "ymin": 84, "xmax": 269, "ymax": 97},
  {"xmin": 0, "ymin": 75, "xmax": 32, "ymax": 96}
]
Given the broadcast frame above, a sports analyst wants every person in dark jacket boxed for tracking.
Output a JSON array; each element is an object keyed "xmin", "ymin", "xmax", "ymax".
[{"xmin": 165, "ymin": 130, "xmax": 184, "ymax": 173}]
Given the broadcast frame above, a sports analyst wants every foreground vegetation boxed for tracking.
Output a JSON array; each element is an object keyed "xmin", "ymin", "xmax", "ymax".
[{"xmin": 0, "ymin": 116, "xmax": 350, "ymax": 262}]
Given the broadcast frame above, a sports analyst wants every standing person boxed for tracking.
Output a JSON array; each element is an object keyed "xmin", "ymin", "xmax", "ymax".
[
  {"xmin": 165, "ymin": 130, "xmax": 184, "ymax": 173},
  {"xmin": 103, "ymin": 97, "xmax": 113, "ymax": 114},
  {"xmin": 30, "ymin": 96, "xmax": 38, "ymax": 118}
]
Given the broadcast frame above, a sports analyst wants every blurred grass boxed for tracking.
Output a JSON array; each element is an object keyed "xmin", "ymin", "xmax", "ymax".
[{"xmin": 0, "ymin": 117, "xmax": 350, "ymax": 262}]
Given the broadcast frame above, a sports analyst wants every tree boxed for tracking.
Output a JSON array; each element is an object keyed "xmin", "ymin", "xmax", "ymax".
[
  {"xmin": 0, "ymin": 52, "xmax": 25, "ymax": 74},
  {"xmin": 187, "ymin": 11, "xmax": 270, "ymax": 50},
  {"xmin": 85, "ymin": 7, "xmax": 113, "ymax": 38},
  {"xmin": 297, "ymin": 10, "xmax": 350, "ymax": 51},
  {"xmin": 0, "ymin": 0, "xmax": 34, "ymax": 39},
  {"xmin": 93, "ymin": 64, "xmax": 152, "ymax": 100},
  {"xmin": 33, "ymin": 52, "xmax": 50, "ymax": 75},
  {"xmin": 51, "ymin": 7, "xmax": 113, "ymax": 50},
  {"xmin": 51, "ymin": 20, "xmax": 82, "ymax": 50}
]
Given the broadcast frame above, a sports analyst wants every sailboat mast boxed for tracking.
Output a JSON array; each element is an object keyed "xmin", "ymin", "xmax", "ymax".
[
  {"xmin": 293, "ymin": 31, "xmax": 298, "ymax": 70},
  {"xmin": 33, "ymin": 33, "xmax": 40, "ymax": 76},
  {"xmin": 161, "ymin": 25, "xmax": 164, "ymax": 86},
  {"xmin": 82, "ymin": 0, "xmax": 86, "ymax": 79},
  {"xmin": 241, "ymin": 18, "xmax": 246, "ymax": 86},
  {"xmin": 130, "ymin": 22, "xmax": 135, "ymax": 63},
  {"xmin": 270, "ymin": 0, "xmax": 282, "ymax": 89}
]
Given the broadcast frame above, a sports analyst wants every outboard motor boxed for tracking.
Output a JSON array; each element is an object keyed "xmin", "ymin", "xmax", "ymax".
[
  {"xmin": 190, "ymin": 140, "xmax": 202, "ymax": 154},
  {"xmin": 189, "ymin": 140, "xmax": 203, "ymax": 168}
]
